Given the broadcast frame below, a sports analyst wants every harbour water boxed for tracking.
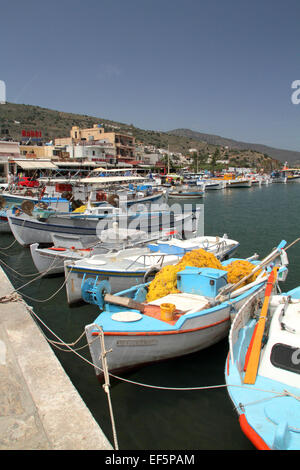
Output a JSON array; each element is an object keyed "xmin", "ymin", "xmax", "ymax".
[{"xmin": 1, "ymin": 182, "xmax": 300, "ymax": 450}]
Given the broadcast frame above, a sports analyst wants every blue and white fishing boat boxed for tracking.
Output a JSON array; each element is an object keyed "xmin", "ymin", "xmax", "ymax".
[
  {"xmin": 0, "ymin": 191, "xmax": 72, "ymax": 234},
  {"xmin": 124, "ymin": 184, "xmax": 165, "ymax": 206},
  {"xmin": 84, "ymin": 242, "xmax": 289, "ymax": 382},
  {"xmin": 225, "ymin": 245, "xmax": 300, "ymax": 450},
  {"xmin": 0, "ymin": 190, "xmax": 72, "ymax": 212},
  {"xmin": 64, "ymin": 233, "xmax": 239, "ymax": 305},
  {"xmin": 7, "ymin": 202, "xmax": 194, "ymax": 247},
  {"xmin": 271, "ymin": 170, "xmax": 287, "ymax": 184}
]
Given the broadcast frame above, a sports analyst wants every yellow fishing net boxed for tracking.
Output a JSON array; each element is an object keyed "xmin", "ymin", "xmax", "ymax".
[
  {"xmin": 72, "ymin": 205, "xmax": 87, "ymax": 213},
  {"xmin": 146, "ymin": 248, "xmax": 260, "ymax": 302}
]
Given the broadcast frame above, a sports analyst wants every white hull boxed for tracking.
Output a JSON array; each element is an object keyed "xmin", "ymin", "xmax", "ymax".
[
  {"xmin": 30, "ymin": 243, "xmax": 93, "ymax": 276},
  {"xmin": 227, "ymin": 179, "xmax": 252, "ymax": 188},
  {"xmin": 205, "ymin": 181, "xmax": 226, "ymax": 190},
  {"xmin": 86, "ymin": 316, "xmax": 230, "ymax": 377},
  {"xmin": 85, "ymin": 286, "xmax": 265, "ymax": 380},
  {"xmin": 167, "ymin": 193, "xmax": 204, "ymax": 199},
  {"xmin": 64, "ymin": 256, "xmax": 176, "ymax": 305},
  {"xmin": 7, "ymin": 209, "xmax": 193, "ymax": 247}
]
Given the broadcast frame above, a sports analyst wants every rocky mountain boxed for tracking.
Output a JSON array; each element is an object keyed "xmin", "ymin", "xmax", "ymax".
[{"xmin": 168, "ymin": 128, "xmax": 300, "ymax": 166}]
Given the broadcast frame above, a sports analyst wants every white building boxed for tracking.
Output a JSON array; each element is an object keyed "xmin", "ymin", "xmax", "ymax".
[
  {"xmin": 66, "ymin": 140, "xmax": 117, "ymax": 164},
  {"xmin": 0, "ymin": 141, "xmax": 20, "ymax": 180}
]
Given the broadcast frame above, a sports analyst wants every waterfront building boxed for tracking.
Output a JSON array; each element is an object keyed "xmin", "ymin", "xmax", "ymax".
[{"xmin": 55, "ymin": 124, "xmax": 136, "ymax": 164}]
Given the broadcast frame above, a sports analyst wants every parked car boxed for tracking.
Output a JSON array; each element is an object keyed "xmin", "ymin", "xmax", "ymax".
[{"xmin": 17, "ymin": 177, "xmax": 39, "ymax": 188}]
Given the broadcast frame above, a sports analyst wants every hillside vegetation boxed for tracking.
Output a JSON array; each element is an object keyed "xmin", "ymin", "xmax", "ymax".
[{"xmin": 0, "ymin": 102, "xmax": 283, "ymax": 170}]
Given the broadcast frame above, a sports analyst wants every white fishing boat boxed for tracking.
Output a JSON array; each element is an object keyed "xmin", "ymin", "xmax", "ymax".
[
  {"xmin": 119, "ymin": 185, "xmax": 166, "ymax": 206},
  {"xmin": 203, "ymin": 180, "xmax": 227, "ymax": 190},
  {"xmin": 209, "ymin": 173, "xmax": 251, "ymax": 188},
  {"xmin": 194, "ymin": 178, "xmax": 226, "ymax": 190},
  {"xmin": 64, "ymin": 234, "xmax": 240, "ymax": 305},
  {"xmin": 225, "ymin": 259, "xmax": 300, "ymax": 450},
  {"xmin": 271, "ymin": 170, "xmax": 287, "ymax": 183},
  {"xmin": 227, "ymin": 177, "xmax": 252, "ymax": 188},
  {"xmin": 246, "ymin": 174, "xmax": 261, "ymax": 186},
  {"xmin": 30, "ymin": 225, "xmax": 162, "ymax": 276},
  {"xmin": 84, "ymin": 242, "xmax": 289, "ymax": 382},
  {"xmin": 7, "ymin": 201, "xmax": 194, "ymax": 247},
  {"xmin": 167, "ymin": 184, "xmax": 205, "ymax": 200}
]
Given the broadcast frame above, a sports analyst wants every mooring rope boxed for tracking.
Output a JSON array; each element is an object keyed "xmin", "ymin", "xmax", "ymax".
[
  {"xmin": 4, "ymin": 292, "xmax": 297, "ymax": 451},
  {"xmin": 0, "ymin": 262, "xmax": 74, "ymax": 304},
  {"xmin": 0, "ymin": 253, "xmax": 61, "ymax": 278},
  {"xmin": 24, "ymin": 301, "xmax": 293, "ymax": 398}
]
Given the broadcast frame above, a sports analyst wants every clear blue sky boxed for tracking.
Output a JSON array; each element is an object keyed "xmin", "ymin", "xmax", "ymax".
[{"xmin": 2, "ymin": 0, "xmax": 300, "ymax": 151}]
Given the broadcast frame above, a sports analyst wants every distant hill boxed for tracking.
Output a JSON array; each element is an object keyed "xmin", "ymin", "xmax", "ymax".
[
  {"xmin": 168, "ymin": 128, "xmax": 300, "ymax": 166},
  {"xmin": 0, "ymin": 102, "xmax": 283, "ymax": 169}
]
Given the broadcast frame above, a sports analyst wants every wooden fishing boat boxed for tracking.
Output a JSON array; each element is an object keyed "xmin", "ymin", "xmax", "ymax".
[
  {"xmin": 225, "ymin": 259, "xmax": 300, "ymax": 450},
  {"xmin": 84, "ymin": 242, "xmax": 289, "ymax": 381},
  {"xmin": 64, "ymin": 234, "xmax": 240, "ymax": 305}
]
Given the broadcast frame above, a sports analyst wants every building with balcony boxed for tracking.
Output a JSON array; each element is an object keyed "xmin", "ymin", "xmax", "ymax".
[{"xmin": 55, "ymin": 124, "xmax": 136, "ymax": 163}]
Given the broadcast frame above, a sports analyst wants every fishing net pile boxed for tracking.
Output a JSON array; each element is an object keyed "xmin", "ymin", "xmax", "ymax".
[
  {"xmin": 72, "ymin": 205, "xmax": 87, "ymax": 213},
  {"xmin": 146, "ymin": 248, "xmax": 261, "ymax": 302}
]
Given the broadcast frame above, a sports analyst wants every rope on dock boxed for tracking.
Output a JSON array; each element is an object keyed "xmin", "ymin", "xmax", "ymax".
[
  {"xmin": 23, "ymin": 300, "xmax": 292, "ymax": 400},
  {"xmin": 0, "ymin": 253, "xmax": 61, "ymax": 278},
  {"xmin": 9, "ymin": 296, "xmax": 297, "ymax": 449},
  {"xmin": 2, "ymin": 287, "xmax": 294, "ymax": 401},
  {"xmin": 0, "ymin": 262, "xmax": 74, "ymax": 303},
  {"xmin": 98, "ymin": 326, "xmax": 119, "ymax": 450},
  {"xmin": 0, "ymin": 292, "xmax": 21, "ymax": 303}
]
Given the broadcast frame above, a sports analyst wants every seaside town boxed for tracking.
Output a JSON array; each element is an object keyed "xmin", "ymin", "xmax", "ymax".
[
  {"xmin": 0, "ymin": 119, "xmax": 291, "ymax": 186},
  {"xmin": 0, "ymin": 115, "xmax": 299, "ymax": 453}
]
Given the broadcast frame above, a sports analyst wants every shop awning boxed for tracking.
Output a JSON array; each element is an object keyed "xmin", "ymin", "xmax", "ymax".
[{"xmin": 16, "ymin": 160, "xmax": 58, "ymax": 170}]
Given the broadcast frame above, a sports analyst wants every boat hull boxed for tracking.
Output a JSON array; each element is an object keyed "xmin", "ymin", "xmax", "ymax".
[
  {"xmin": 30, "ymin": 243, "xmax": 94, "ymax": 276},
  {"xmin": 225, "ymin": 290, "xmax": 300, "ymax": 450},
  {"xmin": 227, "ymin": 180, "xmax": 252, "ymax": 188},
  {"xmin": 7, "ymin": 210, "xmax": 192, "ymax": 247},
  {"xmin": 86, "ymin": 283, "xmax": 266, "ymax": 381},
  {"xmin": 86, "ymin": 315, "xmax": 230, "ymax": 380}
]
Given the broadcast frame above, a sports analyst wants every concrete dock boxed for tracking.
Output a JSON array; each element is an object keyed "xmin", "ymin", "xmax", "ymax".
[{"xmin": 0, "ymin": 267, "xmax": 113, "ymax": 450}]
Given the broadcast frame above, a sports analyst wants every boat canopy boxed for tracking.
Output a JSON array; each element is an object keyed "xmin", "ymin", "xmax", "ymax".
[{"xmin": 80, "ymin": 175, "xmax": 145, "ymax": 184}]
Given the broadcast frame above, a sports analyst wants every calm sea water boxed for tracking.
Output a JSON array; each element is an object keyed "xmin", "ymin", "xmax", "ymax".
[{"xmin": 1, "ymin": 182, "xmax": 300, "ymax": 450}]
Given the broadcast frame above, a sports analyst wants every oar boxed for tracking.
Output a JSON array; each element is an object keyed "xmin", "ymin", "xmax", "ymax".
[
  {"xmin": 243, "ymin": 267, "xmax": 278, "ymax": 384},
  {"xmin": 215, "ymin": 239, "xmax": 288, "ymax": 301}
]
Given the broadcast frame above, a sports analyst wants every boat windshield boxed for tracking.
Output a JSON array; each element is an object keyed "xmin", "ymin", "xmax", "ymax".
[{"xmin": 270, "ymin": 343, "xmax": 300, "ymax": 375}]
